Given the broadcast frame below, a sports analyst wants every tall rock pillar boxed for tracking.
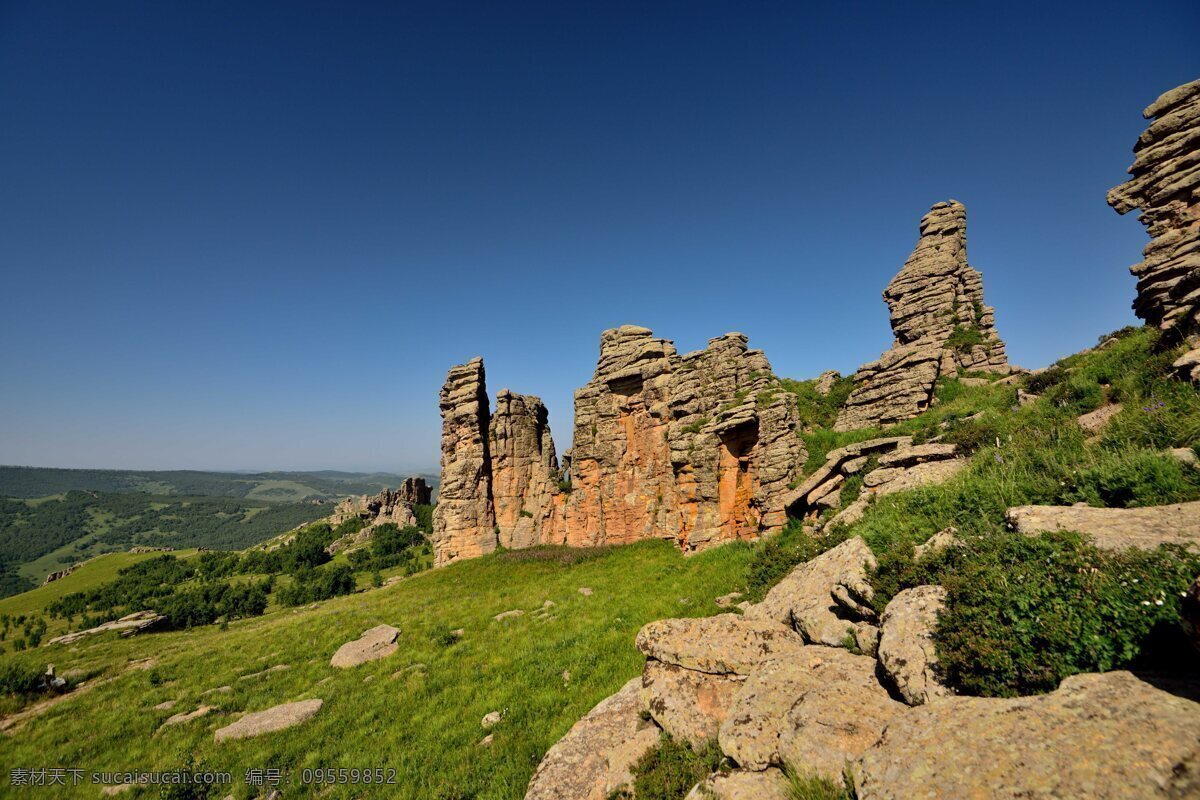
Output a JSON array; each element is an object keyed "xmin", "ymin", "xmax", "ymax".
[
  {"xmin": 835, "ymin": 201, "xmax": 1009, "ymax": 431},
  {"xmin": 431, "ymin": 358, "xmax": 497, "ymax": 566},
  {"xmin": 1108, "ymin": 78, "xmax": 1200, "ymax": 345},
  {"xmin": 490, "ymin": 390, "xmax": 560, "ymax": 550}
]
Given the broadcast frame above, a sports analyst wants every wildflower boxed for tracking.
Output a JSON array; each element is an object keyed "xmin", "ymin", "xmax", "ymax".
[{"xmin": 1141, "ymin": 600, "xmax": 1151, "ymax": 606}]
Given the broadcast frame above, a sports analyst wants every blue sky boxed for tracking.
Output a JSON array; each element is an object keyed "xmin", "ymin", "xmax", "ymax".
[{"xmin": 1, "ymin": 1, "xmax": 1197, "ymax": 473}]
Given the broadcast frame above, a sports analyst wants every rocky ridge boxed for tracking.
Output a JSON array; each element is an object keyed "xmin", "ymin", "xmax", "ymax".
[{"xmin": 836, "ymin": 201, "xmax": 1011, "ymax": 431}]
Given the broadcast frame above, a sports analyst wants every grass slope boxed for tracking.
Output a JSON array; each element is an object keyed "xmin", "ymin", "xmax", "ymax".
[{"xmin": 1, "ymin": 541, "xmax": 751, "ymax": 799}]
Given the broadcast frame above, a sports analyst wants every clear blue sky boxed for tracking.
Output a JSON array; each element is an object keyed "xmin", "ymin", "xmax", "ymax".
[{"xmin": 1, "ymin": 2, "xmax": 1197, "ymax": 473}]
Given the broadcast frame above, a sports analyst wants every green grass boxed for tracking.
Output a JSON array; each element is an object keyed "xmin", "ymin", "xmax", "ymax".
[{"xmin": 1, "ymin": 540, "xmax": 752, "ymax": 799}]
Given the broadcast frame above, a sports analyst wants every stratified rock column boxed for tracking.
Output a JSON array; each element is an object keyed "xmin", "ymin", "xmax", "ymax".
[
  {"xmin": 490, "ymin": 390, "xmax": 560, "ymax": 550},
  {"xmin": 431, "ymin": 358, "xmax": 497, "ymax": 566},
  {"xmin": 836, "ymin": 201, "xmax": 1008, "ymax": 431},
  {"xmin": 1108, "ymin": 78, "xmax": 1200, "ymax": 341}
]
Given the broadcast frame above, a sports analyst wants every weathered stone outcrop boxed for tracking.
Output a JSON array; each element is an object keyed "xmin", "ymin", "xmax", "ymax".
[
  {"xmin": 836, "ymin": 202, "xmax": 1009, "ymax": 431},
  {"xmin": 635, "ymin": 614, "xmax": 806, "ymax": 675},
  {"xmin": 1006, "ymin": 501, "xmax": 1200, "ymax": 551},
  {"xmin": 330, "ymin": 624, "xmax": 400, "ymax": 668},
  {"xmin": 432, "ymin": 358, "xmax": 497, "ymax": 566},
  {"xmin": 434, "ymin": 327, "xmax": 804, "ymax": 564},
  {"xmin": 491, "ymin": 390, "xmax": 560, "ymax": 550},
  {"xmin": 213, "ymin": 698, "xmax": 323, "ymax": 743},
  {"xmin": 640, "ymin": 660, "xmax": 741, "ymax": 747},
  {"xmin": 396, "ymin": 476, "xmax": 433, "ymax": 505},
  {"xmin": 1108, "ymin": 79, "xmax": 1200, "ymax": 347},
  {"xmin": 45, "ymin": 611, "xmax": 165, "ymax": 646},
  {"xmin": 329, "ymin": 484, "xmax": 424, "ymax": 550},
  {"xmin": 852, "ymin": 671, "xmax": 1200, "ymax": 799},
  {"xmin": 554, "ymin": 327, "xmax": 804, "ymax": 552}
]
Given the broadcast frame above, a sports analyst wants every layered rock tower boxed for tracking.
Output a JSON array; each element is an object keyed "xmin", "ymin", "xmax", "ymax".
[
  {"xmin": 431, "ymin": 327, "xmax": 805, "ymax": 565},
  {"xmin": 835, "ymin": 201, "xmax": 1009, "ymax": 431},
  {"xmin": 1108, "ymin": 78, "xmax": 1200, "ymax": 350}
]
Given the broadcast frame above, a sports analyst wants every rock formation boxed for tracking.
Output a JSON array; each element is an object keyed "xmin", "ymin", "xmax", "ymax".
[
  {"xmin": 330, "ymin": 487, "xmax": 420, "ymax": 531},
  {"xmin": 433, "ymin": 327, "xmax": 804, "ymax": 564},
  {"xmin": 1005, "ymin": 500, "xmax": 1200, "ymax": 551},
  {"xmin": 490, "ymin": 390, "xmax": 560, "ymax": 550},
  {"xmin": 396, "ymin": 476, "xmax": 433, "ymax": 505},
  {"xmin": 836, "ymin": 201, "xmax": 1009, "ymax": 431},
  {"xmin": 1108, "ymin": 79, "xmax": 1200, "ymax": 346},
  {"xmin": 432, "ymin": 358, "xmax": 498, "ymax": 565},
  {"xmin": 554, "ymin": 327, "xmax": 804, "ymax": 551}
]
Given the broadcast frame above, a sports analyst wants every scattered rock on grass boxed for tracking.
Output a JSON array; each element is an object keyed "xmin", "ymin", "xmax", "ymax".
[
  {"xmin": 494, "ymin": 609, "xmax": 525, "ymax": 621},
  {"xmin": 685, "ymin": 768, "xmax": 790, "ymax": 800},
  {"xmin": 213, "ymin": 699, "xmax": 323, "ymax": 743},
  {"xmin": 877, "ymin": 586, "xmax": 951, "ymax": 705},
  {"xmin": 330, "ymin": 624, "xmax": 400, "ymax": 668}
]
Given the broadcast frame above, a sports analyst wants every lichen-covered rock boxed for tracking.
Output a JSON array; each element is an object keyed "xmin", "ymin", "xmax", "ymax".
[
  {"xmin": 836, "ymin": 202, "xmax": 1009, "ymax": 431},
  {"xmin": 1108, "ymin": 79, "xmax": 1200, "ymax": 339},
  {"xmin": 524, "ymin": 677, "xmax": 660, "ymax": 800},
  {"xmin": 490, "ymin": 390, "xmax": 559, "ymax": 550},
  {"xmin": 1006, "ymin": 501, "xmax": 1200, "ymax": 551},
  {"xmin": 852, "ymin": 671, "xmax": 1200, "ymax": 799},
  {"xmin": 718, "ymin": 649, "xmax": 902, "ymax": 780},
  {"xmin": 877, "ymin": 585, "xmax": 950, "ymax": 705},
  {"xmin": 685, "ymin": 768, "xmax": 790, "ymax": 800},
  {"xmin": 432, "ymin": 358, "xmax": 497, "ymax": 566},
  {"xmin": 640, "ymin": 660, "xmax": 742, "ymax": 747},
  {"xmin": 635, "ymin": 614, "xmax": 806, "ymax": 675},
  {"xmin": 744, "ymin": 537, "xmax": 877, "ymax": 646}
]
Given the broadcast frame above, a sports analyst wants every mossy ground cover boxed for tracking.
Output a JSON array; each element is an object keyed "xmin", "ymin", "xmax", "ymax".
[{"xmin": 1, "ymin": 541, "xmax": 752, "ymax": 799}]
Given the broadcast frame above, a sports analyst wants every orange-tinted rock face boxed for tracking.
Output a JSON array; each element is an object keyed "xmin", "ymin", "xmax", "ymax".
[
  {"xmin": 431, "ymin": 358, "xmax": 497, "ymax": 566},
  {"xmin": 432, "ymin": 327, "xmax": 806, "ymax": 565}
]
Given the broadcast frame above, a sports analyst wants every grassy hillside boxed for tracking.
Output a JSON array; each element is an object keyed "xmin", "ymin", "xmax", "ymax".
[
  {"xmin": 1, "ymin": 541, "xmax": 751, "ymax": 799},
  {"xmin": 0, "ymin": 467, "xmax": 435, "ymax": 502}
]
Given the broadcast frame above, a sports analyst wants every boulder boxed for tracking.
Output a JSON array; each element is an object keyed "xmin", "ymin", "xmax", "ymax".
[
  {"xmin": 635, "ymin": 614, "xmax": 805, "ymax": 675},
  {"xmin": 330, "ymin": 624, "xmax": 400, "ymax": 668},
  {"xmin": 685, "ymin": 768, "xmax": 790, "ymax": 800},
  {"xmin": 525, "ymin": 677, "xmax": 661, "ymax": 800},
  {"xmin": 640, "ymin": 660, "xmax": 742, "ymax": 747},
  {"xmin": 213, "ymin": 699, "xmax": 323, "ymax": 743},
  {"xmin": 852, "ymin": 671, "xmax": 1200, "ymax": 799},
  {"xmin": 745, "ymin": 537, "xmax": 877, "ymax": 646},
  {"xmin": 1006, "ymin": 501, "xmax": 1200, "ymax": 551},
  {"xmin": 877, "ymin": 585, "xmax": 951, "ymax": 705},
  {"xmin": 45, "ymin": 611, "xmax": 166, "ymax": 646},
  {"xmin": 718, "ymin": 649, "xmax": 902, "ymax": 780},
  {"xmin": 913, "ymin": 527, "xmax": 959, "ymax": 560}
]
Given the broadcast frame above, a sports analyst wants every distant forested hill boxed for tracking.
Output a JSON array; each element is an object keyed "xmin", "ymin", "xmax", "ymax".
[
  {"xmin": 0, "ymin": 467, "xmax": 437, "ymax": 501},
  {"xmin": 0, "ymin": 492, "xmax": 334, "ymax": 597}
]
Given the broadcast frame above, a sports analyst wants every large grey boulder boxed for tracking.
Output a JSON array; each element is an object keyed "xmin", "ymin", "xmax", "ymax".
[
  {"xmin": 718, "ymin": 648, "xmax": 902, "ymax": 780},
  {"xmin": 640, "ymin": 660, "xmax": 741, "ymax": 748},
  {"xmin": 852, "ymin": 671, "xmax": 1200, "ymax": 799},
  {"xmin": 635, "ymin": 614, "xmax": 805, "ymax": 675},
  {"xmin": 525, "ymin": 677, "xmax": 661, "ymax": 800},
  {"xmin": 744, "ymin": 537, "xmax": 878, "ymax": 647},
  {"xmin": 877, "ymin": 585, "xmax": 951, "ymax": 705},
  {"xmin": 213, "ymin": 699, "xmax": 323, "ymax": 743}
]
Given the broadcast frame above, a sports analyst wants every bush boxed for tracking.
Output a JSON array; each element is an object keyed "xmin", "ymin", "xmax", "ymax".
[
  {"xmin": 624, "ymin": 735, "xmax": 723, "ymax": 800},
  {"xmin": 276, "ymin": 564, "xmax": 356, "ymax": 606},
  {"xmin": 1056, "ymin": 449, "xmax": 1200, "ymax": 508},
  {"xmin": 779, "ymin": 375, "xmax": 856, "ymax": 431},
  {"xmin": 945, "ymin": 325, "xmax": 986, "ymax": 353},
  {"xmin": 1044, "ymin": 376, "xmax": 1104, "ymax": 415},
  {"xmin": 372, "ymin": 524, "xmax": 425, "ymax": 557},
  {"xmin": 0, "ymin": 661, "xmax": 44, "ymax": 696},
  {"xmin": 1025, "ymin": 365, "xmax": 1069, "ymax": 394},
  {"xmin": 935, "ymin": 531, "xmax": 1200, "ymax": 697}
]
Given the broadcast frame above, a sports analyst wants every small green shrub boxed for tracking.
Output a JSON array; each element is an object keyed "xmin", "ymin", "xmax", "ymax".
[
  {"xmin": 0, "ymin": 661, "xmax": 44, "ymax": 696},
  {"xmin": 1056, "ymin": 449, "xmax": 1200, "ymax": 508},
  {"xmin": 779, "ymin": 375, "xmax": 856, "ymax": 432},
  {"xmin": 1044, "ymin": 376, "xmax": 1104, "ymax": 415},
  {"xmin": 1026, "ymin": 365, "xmax": 1069, "ymax": 394},
  {"xmin": 935, "ymin": 530, "xmax": 1200, "ymax": 697},
  {"xmin": 945, "ymin": 325, "xmax": 986, "ymax": 353},
  {"xmin": 625, "ymin": 734, "xmax": 723, "ymax": 800},
  {"xmin": 784, "ymin": 766, "xmax": 853, "ymax": 800}
]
